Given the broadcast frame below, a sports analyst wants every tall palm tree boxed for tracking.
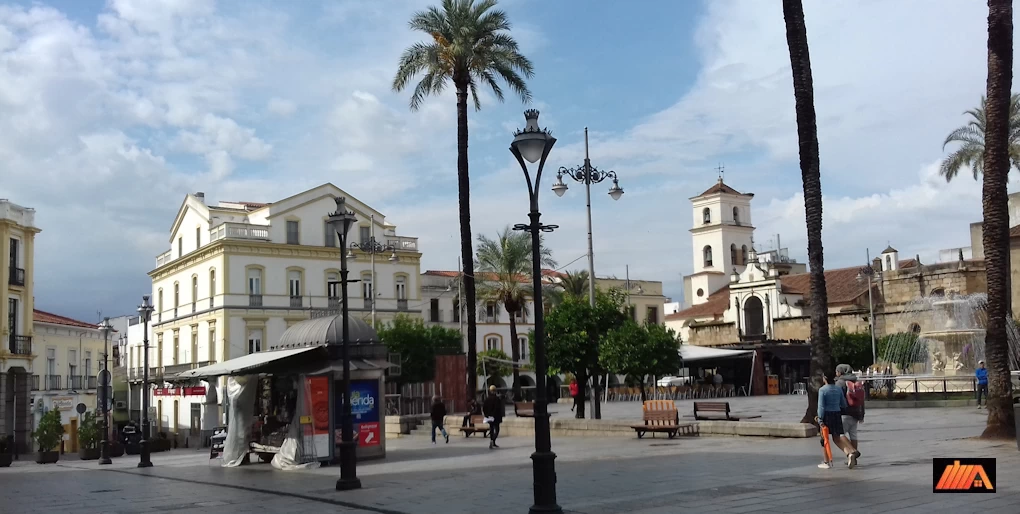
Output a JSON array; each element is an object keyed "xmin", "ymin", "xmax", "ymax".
[
  {"xmin": 940, "ymin": 93, "xmax": 1020, "ymax": 181},
  {"xmin": 393, "ymin": 0, "xmax": 534, "ymax": 402},
  {"xmin": 783, "ymin": 0, "xmax": 833, "ymax": 425},
  {"xmin": 979, "ymin": 0, "xmax": 1016, "ymax": 440},
  {"xmin": 558, "ymin": 270, "xmax": 590, "ymax": 299},
  {"xmin": 476, "ymin": 226, "xmax": 556, "ymax": 400}
]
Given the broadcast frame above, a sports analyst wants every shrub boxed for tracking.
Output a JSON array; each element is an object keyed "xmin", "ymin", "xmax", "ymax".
[
  {"xmin": 32, "ymin": 409, "xmax": 64, "ymax": 452},
  {"xmin": 77, "ymin": 412, "xmax": 100, "ymax": 450}
]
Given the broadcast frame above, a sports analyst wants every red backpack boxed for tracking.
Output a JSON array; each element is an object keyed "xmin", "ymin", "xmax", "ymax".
[{"xmin": 846, "ymin": 381, "xmax": 865, "ymax": 407}]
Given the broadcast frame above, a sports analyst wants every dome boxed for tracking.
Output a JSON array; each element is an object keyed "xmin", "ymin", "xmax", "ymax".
[{"xmin": 274, "ymin": 314, "xmax": 380, "ymax": 350}]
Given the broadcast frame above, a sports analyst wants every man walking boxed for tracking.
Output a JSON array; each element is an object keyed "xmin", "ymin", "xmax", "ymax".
[
  {"xmin": 835, "ymin": 364, "xmax": 865, "ymax": 462},
  {"xmin": 430, "ymin": 396, "xmax": 449, "ymax": 445},
  {"xmin": 482, "ymin": 385, "xmax": 504, "ymax": 449},
  {"xmin": 975, "ymin": 360, "xmax": 989, "ymax": 408}
]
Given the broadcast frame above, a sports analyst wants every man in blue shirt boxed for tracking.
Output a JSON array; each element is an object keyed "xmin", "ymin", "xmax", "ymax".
[{"xmin": 975, "ymin": 360, "xmax": 988, "ymax": 409}]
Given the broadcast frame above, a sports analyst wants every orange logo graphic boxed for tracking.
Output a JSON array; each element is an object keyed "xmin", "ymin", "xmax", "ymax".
[{"xmin": 935, "ymin": 460, "xmax": 994, "ymax": 491}]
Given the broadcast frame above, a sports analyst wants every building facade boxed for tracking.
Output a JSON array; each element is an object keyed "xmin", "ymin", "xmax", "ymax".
[
  {"xmin": 1, "ymin": 199, "xmax": 38, "ymax": 453},
  {"xmin": 127, "ymin": 183, "xmax": 422, "ymax": 440}
]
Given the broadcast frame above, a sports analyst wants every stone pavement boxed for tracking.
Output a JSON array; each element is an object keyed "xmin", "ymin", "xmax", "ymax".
[{"xmin": 2, "ymin": 404, "xmax": 1019, "ymax": 513}]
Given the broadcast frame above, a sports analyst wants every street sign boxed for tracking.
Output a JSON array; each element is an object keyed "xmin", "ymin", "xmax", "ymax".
[
  {"xmin": 75, "ymin": 403, "xmax": 87, "ymax": 414},
  {"xmin": 99, "ymin": 369, "xmax": 112, "ymax": 387}
]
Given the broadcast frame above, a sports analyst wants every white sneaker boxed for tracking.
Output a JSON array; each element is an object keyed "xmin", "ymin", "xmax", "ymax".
[
  {"xmin": 432, "ymin": 441, "xmax": 436, "ymax": 445},
  {"xmin": 818, "ymin": 462, "xmax": 832, "ymax": 469},
  {"xmin": 847, "ymin": 453, "xmax": 857, "ymax": 469}
]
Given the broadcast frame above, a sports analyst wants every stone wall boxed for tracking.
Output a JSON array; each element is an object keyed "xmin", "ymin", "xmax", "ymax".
[{"xmin": 685, "ymin": 322, "xmax": 738, "ymax": 346}]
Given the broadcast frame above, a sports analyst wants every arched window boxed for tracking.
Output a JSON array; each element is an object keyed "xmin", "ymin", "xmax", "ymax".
[
  {"xmin": 930, "ymin": 288, "xmax": 945, "ymax": 297},
  {"xmin": 886, "ymin": 255, "xmax": 892, "ymax": 269},
  {"xmin": 741, "ymin": 245, "xmax": 749, "ymax": 264},
  {"xmin": 743, "ymin": 296, "xmax": 765, "ymax": 336},
  {"xmin": 486, "ymin": 335, "xmax": 501, "ymax": 351},
  {"xmin": 209, "ymin": 269, "xmax": 216, "ymax": 308},
  {"xmin": 733, "ymin": 206, "xmax": 740, "ymax": 224},
  {"xmin": 702, "ymin": 207, "xmax": 711, "ymax": 224},
  {"xmin": 361, "ymin": 272, "xmax": 373, "ymax": 300},
  {"xmin": 730, "ymin": 244, "xmax": 739, "ymax": 265},
  {"xmin": 703, "ymin": 245, "xmax": 713, "ymax": 267},
  {"xmin": 173, "ymin": 283, "xmax": 180, "ymax": 315},
  {"xmin": 909, "ymin": 323, "xmax": 921, "ymax": 334},
  {"xmin": 191, "ymin": 276, "xmax": 198, "ymax": 310}
]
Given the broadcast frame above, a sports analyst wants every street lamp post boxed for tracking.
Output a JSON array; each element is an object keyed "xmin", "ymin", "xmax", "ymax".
[
  {"xmin": 329, "ymin": 196, "xmax": 362, "ymax": 491},
  {"xmin": 347, "ymin": 214, "xmax": 397, "ymax": 328},
  {"xmin": 137, "ymin": 295, "xmax": 154, "ymax": 468},
  {"xmin": 509, "ymin": 109, "xmax": 562, "ymax": 514},
  {"xmin": 551, "ymin": 128, "xmax": 624, "ymax": 420},
  {"xmin": 856, "ymin": 249, "xmax": 878, "ymax": 365},
  {"xmin": 97, "ymin": 317, "xmax": 113, "ymax": 465}
]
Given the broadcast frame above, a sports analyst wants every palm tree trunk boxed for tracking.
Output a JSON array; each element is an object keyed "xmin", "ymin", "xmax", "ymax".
[
  {"xmin": 508, "ymin": 312, "xmax": 522, "ymax": 401},
  {"xmin": 783, "ymin": 0, "xmax": 832, "ymax": 425},
  {"xmin": 456, "ymin": 84, "xmax": 479, "ymax": 405},
  {"xmin": 980, "ymin": 0, "xmax": 1016, "ymax": 440}
]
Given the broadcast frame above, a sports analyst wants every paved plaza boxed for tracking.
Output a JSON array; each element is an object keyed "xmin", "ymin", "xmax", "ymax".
[{"xmin": 2, "ymin": 398, "xmax": 1018, "ymax": 513}]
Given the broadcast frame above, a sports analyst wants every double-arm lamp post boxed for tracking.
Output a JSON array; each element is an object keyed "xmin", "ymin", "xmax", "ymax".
[
  {"xmin": 509, "ymin": 109, "xmax": 562, "ymax": 514},
  {"xmin": 97, "ymin": 317, "xmax": 113, "ymax": 465},
  {"xmin": 347, "ymin": 223, "xmax": 397, "ymax": 328},
  {"xmin": 137, "ymin": 295, "xmax": 154, "ymax": 468},
  {"xmin": 329, "ymin": 197, "xmax": 362, "ymax": 491}
]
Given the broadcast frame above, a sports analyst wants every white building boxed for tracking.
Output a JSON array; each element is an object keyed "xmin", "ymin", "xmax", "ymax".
[
  {"xmin": 127, "ymin": 183, "xmax": 422, "ymax": 441},
  {"xmin": 683, "ymin": 179, "xmax": 756, "ymax": 308}
]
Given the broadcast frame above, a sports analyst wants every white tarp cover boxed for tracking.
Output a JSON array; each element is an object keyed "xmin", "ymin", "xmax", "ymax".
[
  {"xmin": 222, "ymin": 375, "xmax": 257, "ymax": 467},
  {"xmin": 271, "ymin": 375, "xmax": 320, "ymax": 471},
  {"xmin": 178, "ymin": 347, "xmax": 319, "ymax": 379},
  {"xmin": 679, "ymin": 345, "xmax": 754, "ymax": 363}
]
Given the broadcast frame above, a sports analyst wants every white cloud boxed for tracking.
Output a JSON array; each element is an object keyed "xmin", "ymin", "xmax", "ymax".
[{"xmin": 266, "ymin": 97, "xmax": 296, "ymax": 117}]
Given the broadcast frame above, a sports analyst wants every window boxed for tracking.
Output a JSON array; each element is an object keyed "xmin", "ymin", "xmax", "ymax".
[
  {"xmin": 646, "ymin": 306, "xmax": 658, "ymax": 324},
  {"xmin": 486, "ymin": 336, "xmax": 500, "ymax": 351},
  {"xmin": 158, "ymin": 289, "xmax": 164, "ymax": 315},
  {"xmin": 286, "ymin": 220, "xmax": 300, "ymax": 245},
  {"xmin": 430, "ymin": 298, "xmax": 440, "ymax": 322},
  {"xmin": 69, "ymin": 349, "xmax": 78, "ymax": 384},
  {"xmin": 702, "ymin": 207, "xmax": 711, "ymax": 224},
  {"xmin": 209, "ymin": 326, "xmax": 217, "ymax": 362},
  {"xmin": 174, "ymin": 283, "xmax": 180, "ymax": 309},
  {"xmin": 248, "ymin": 329, "xmax": 263, "ymax": 354},
  {"xmin": 486, "ymin": 302, "xmax": 497, "ymax": 322},
  {"xmin": 327, "ymin": 272, "xmax": 340, "ymax": 299},
  {"xmin": 46, "ymin": 348, "xmax": 56, "ymax": 376},
  {"xmin": 696, "ymin": 288, "xmax": 704, "ymax": 297},
  {"xmin": 9, "ymin": 237, "xmax": 18, "ymax": 268},
  {"xmin": 7, "ymin": 298, "xmax": 17, "ymax": 336},
  {"xmin": 741, "ymin": 245, "xmax": 748, "ymax": 265},
  {"xmin": 730, "ymin": 244, "xmax": 738, "ymax": 266},
  {"xmin": 886, "ymin": 255, "xmax": 892, "ymax": 269},
  {"xmin": 362, "ymin": 273, "xmax": 373, "ymax": 300},
  {"xmin": 156, "ymin": 334, "xmax": 163, "ymax": 368},
  {"xmin": 514, "ymin": 309, "xmax": 526, "ymax": 323},
  {"xmin": 191, "ymin": 328, "xmax": 198, "ymax": 365},
  {"xmin": 196, "ymin": 226, "xmax": 201, "ymax": 249},
  {"xmin": 518, "ymin": 337, "xmax": 528, "ymax": 362},
  {"xmin": 452, "ymin": 298, "xmax": 461, "ymax": 322},
  {"xmin": 178, "ymin": 236, "xmax": 183, "ymax": 257},
  {"xmin": 395, "ymin": 276, "xmax": 407, "ymax": 300},
  {"xmin": 703, "ymin": 245, "xmax": 713, "ymax": 267},
  {"xmin": 192, "ymin": 276, "xmax": 198, "ymax": 308},
  {"xmin": 209, "ymin": 269, "xmax": 216, "ymax": 307},
  {"xmin": 732, "ymin": 206, "xmax": 740, "ymax": 224},
  {"xmin": 84, "ymin": 351, "xmax": 92, "ymax": 378},
  {"xmin": 247, "ymin": 268, "xmax": 262, "ymax": 295},
  {"xmin": 289, "ymin": 270, "xmax": 302, "ymax": 306},
  {"xmin": 324, "ymin": 221, "xmax": 336, "ymax": 247},
  {"xmin": 359, "ymin": 226, "xmax": 370, "ymax": 245},
  {"xmin": 628, "ymin": 305, "xmax": 637, "ymax": 321},
  {"xmin": 173, "ymin": 332, "xmax": 180, "ymax": 365}
]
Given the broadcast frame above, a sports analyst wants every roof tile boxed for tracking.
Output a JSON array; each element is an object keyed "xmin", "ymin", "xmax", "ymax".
[{"xmin": 33, "ymin": 309, "xmax": 101, "ymax": 330}]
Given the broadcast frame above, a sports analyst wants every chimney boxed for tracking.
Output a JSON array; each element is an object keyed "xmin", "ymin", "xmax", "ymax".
[{"xmin": 195, "ymin": 192, "xmax": 205, "ymax": 204}]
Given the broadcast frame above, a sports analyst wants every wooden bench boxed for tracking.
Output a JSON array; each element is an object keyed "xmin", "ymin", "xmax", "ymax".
[
  {"xmin": 514, "ymin": 402, "xmax": 536, "ymax": 417},
  {"xmin": 458, "ymin": 415, "xmax": 490, "ymax": 438},
  {"xmin": 630, "ymin": 400, "xmax": 700, "ymax": 439},
  {"xmin": 692, "ymin": 401, "xmax": 762, "ymax": 421}
]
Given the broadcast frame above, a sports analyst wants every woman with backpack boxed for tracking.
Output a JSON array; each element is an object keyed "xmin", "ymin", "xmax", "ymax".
[
  {"xmin": 835, "ymin": 364, "xmax": 865, "ymax": 462},
  {"xmin": 817, "ymin": 371, "xmax": 858, "ymax": 469}
]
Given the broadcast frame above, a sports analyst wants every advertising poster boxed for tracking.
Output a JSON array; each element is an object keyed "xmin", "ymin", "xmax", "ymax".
[
  {"xmin": 304, "ymin": 376, "xmax": 330, "ymax": 458},
  {"xmin": 334, "ymin": 379, "xmax": 381, "ymax": 447}
]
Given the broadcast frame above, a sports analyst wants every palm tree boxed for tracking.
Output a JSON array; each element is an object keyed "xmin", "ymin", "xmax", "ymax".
[
  {"xmin": 393, "ymin": 0, "xmax": 534, "ymax": 402},
  {"xmin": 558, "ymin": 270, "xmax": 590, "ymax": 299},
  {"xmin": 940, "ymin": 94, "xmax": 1020, "ymax": 182},
  {"xmin": 475, "ymin": 226, "xmax": 556, "ymax": 400},
  {"xmin": 978, "ymin": 0, "xmax": 1016, "ymax": 440},
  {"xmin": 783, "ymin": 0, "xmax": 833, "ymax": 425}
]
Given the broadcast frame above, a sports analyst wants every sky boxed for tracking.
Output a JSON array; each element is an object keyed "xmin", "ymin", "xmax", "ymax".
[{"xmin": 0, "ymin": 0, "xmax": 1013, "ymax": 322}]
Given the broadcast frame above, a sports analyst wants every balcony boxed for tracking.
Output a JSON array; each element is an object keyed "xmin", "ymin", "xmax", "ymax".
[
  {"xmin": 156, "ymin": 250, "xmax": 172, "ymax": 267},
  {"xmin": 249, "ymin": 294, "xmax": 263, "ymax": 307},
  {"xmin": 8, "ymin": 335, "xmax": 31, "ymax": 355},
  {"xmin": 385, "ymin": 236, "xmax": 418, "ymax": 251},
  {"xmin": 68, "ymin": 375, "xmax": 83, "ymax": 390},
  {"xmin": 397, "ymin": 299, "xmax": 408, "ymax": 311},
  {"xmin": 87, "ymin": 376, "xmax": 97, "ymax": 389},
  {"xmin": 8, "ymin": 266, "xmax": 25, "ymax": 286},
  {"xmin": 46, "ymin": 375, "xmax": 61, "ymax": 390},
  {"xmin": 163, "ymin": 363, "xmax": 193, "ymax": 377},
  {"xmin": 209, "ymin": 222, "xmax": 270, "ymax": 242},
  {"xmin": 290, "ymin": 295, "xmax": 303, "ymax": 308}
]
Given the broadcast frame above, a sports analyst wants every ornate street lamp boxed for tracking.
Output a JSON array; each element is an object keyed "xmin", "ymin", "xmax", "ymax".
[
  {"xmin": 329, "ymin": 196, "xmax": 362, "ymax": 491},
  {"xmin": 137, "ymin": 295, "xmax": 154, "ymax": 468},
  {"xmin": 347, "ymin": 217, "xmax": 397, "ymax": 328},
  {"xmin": 97, "ymin": 317, "xmax": 113, "ymax": 465},
  {"xmin": 509, "ymin": 109, "xmax": 562, "ymax": 514}
]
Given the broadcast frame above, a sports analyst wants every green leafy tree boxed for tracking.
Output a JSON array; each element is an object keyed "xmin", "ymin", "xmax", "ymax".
[
  {"xmin": 939, "ymin": 94, "xmax": 1020, "ymax": 182},
  {"xmin": 393, "ymin": 0, "xmax": 534, "ymax": 403},
  {"xmin": 476, "ymin": 226, "xmax": 555, "ymax": 400},
  {"xmin": 477, "ymin": 349, "xmax": 512, "ymax": 385},
  {"xmin": 33, "ymin": 409, "xmax": 64, "ymax": 452},
  {"xmin": 540, "ymin": 289, "xmax": 628, "ymax": 418},
  {"xmin": 600, "ymin": 321, "xmax": 683, "ymax": 402},
  {"xmin": 829, "ymin": 327, "xmax": 872, "ymax": 372},
  {"xmin": 77, "ymin": 411, "xmax": 100, "ymax": 450},
  {"xmin": 378, "ymin": 315, "xmax": 463, "ymax": 385}
]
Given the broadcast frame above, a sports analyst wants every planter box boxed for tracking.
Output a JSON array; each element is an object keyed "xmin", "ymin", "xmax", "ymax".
[
  {"xmin": 79, "ymin": 448, "xmax": 100, "ymax": 460},
  {"xmin": 36, "ymin": 451, "xmax": 59, "ymax": 464},
  {"xmin": 0, "ymin": 454, "xmax": 11, "ymax": 467}
]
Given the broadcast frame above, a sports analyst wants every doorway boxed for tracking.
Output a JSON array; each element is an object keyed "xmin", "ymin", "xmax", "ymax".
[
  {"xmin": 190, "ymin": 404, "xmax": 201, "ymax": 437},
  {"xmin": 69, "ymin": 417, "xmax": 78, "ymax": 452}
]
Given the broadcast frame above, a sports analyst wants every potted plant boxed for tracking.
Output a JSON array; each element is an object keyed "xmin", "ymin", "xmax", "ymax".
[
  {"xmin": 0, "ymin": 434, "xmax": 11, "ymax": 467},
  {"xmin": 77, "ymin": 412, "xmax": 100, "ymax": 460},
  {"xmin": 33, "ymin": 409, "xmax": 64, "ymax": 464}
]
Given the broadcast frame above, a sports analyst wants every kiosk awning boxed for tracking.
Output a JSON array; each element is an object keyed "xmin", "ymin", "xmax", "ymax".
[
  {"xmin": 178, "ymin": 346, "xmax": 325, "ymax": 379},
  {"xmin": 679, "ymin": 345, "xmax": 754, "ymax": 363}
]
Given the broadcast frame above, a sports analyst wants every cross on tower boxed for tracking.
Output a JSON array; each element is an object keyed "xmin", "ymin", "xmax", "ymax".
[{"xmin": 716, "ymin": 164, "xmax": 725, "ymax": 182}]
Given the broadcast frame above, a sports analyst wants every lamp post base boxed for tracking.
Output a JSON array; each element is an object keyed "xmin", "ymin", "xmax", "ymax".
[
  {"xmin": 529, "ymin": 449, "xmax": 561, "ymax": 514},
  {"xmin": 335, "ymin": 439, "xmax": 361, "ymax": 491},
  {"xmin": 138, "ymin": 436, "xmax": 153, "ymax": 468},
  {"xmin": 335, "ymin": 477, "xmax": 363, "ymax": 491},
  {"xmin": 99, "ymin": 438, "xmax": 112, "ymax": 465}
]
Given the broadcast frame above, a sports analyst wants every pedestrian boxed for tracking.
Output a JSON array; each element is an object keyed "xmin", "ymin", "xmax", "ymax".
[
  {"xmin": 975, "ymin": 360, "xmax": 989, "ymax": 409},
  {"xmin": 430, "ymin": 396, "xmax": 449, "ymax": 445},
  {"xmin": 816, "ymin": 371, "xmax": 858, "ymax": 469},
  {"xmin": 482, "ymin": 385, "xmax": 504, "ymax": 449},
  {"xmin": 462, "ymin": 398, "xmax": 481, "ymax": 428},
  {"xmin": 569, "ymin": 379, "xmax": 580, "ymax": 415},
  {"xmin": 712, "ymin": 370, "xmax": 723, "ymax": 397},
  {"xmin": 835, "ymin": 363, "xmax": 866, "ymax": 460}
]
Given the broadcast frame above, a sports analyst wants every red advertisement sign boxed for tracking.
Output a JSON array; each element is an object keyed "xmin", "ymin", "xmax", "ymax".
[
  {"xmin": 358, "ymin": 422, "xmax": 380, "ymax": 447},
  {"xmin": 153, "ymin": 387, "xmax": 206, "ymax": 396}
]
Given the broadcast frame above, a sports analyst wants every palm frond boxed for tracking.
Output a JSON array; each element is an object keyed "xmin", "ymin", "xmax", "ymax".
[{"xmin": 940, "ymin": 144, "xmax": 983, "ymax": 182}]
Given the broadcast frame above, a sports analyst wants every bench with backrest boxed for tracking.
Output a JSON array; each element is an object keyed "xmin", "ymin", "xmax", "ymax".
[
  {"xmin": 692, "ymin": 401, "xmax": 762, "ymax": 421},
  {"xmin": 514, "ymin": 402, "xmax": 535, "ymax": 417},
  {"xmin": 630, "ymin": 400, "xmax": 699, "ymax": 439},
  {"xmin": 458, "ymin": 415, "xmax": 491, "ymax": 438}
]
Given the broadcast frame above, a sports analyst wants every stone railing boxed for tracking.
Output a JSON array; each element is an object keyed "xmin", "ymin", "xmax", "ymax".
[
  {"xmin": 209, "ymin": 222, "xmax": 270, "ymax": 242},
  {"xmin": 156, "ymin": 250, "xmax": 172, "ymax": 267},
  {"xmin": 385, "ymin": 236, "xmax": 418, "ymax": 251}
]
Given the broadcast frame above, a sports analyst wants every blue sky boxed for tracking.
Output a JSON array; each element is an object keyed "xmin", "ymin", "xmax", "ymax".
[{"xmin": 0, "ymin": 0, "xmax": 1009, "ymax": 321}]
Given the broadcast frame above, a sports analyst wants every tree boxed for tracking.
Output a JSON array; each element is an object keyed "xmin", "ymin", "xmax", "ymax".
[
  {"xmin": 783, "ymin": 0, "xmax": 832, "ymax": 425},
  {"xmin": 475, "ymin": 226, "xmax": 555, "ymax": 400},
  {"xmin": 939, "ymin": 94, "xmax": 1020, "ymax": 182},
  {"xmin": 541, "ymin": 289, "xmax": 628, "ymax": 418},
  {"xmin": 829, "ymin": 328, "xmax": 871, "ymax": 372},
  {"xmin": 378, "ymin": 315, "xmax": 463, "ymax": 385},
  {"xmin": 979, "ymin": 0, "xmax": 1016, "ymax": 439},
  {"xmin": 477, "ymin": 348, "xmax": 512, "ymax": 385},
  {"xmin": 601, "ymin": 321, "xmax": 683, "ymax": 403},
  {"xmin": 393, "ymin": 0, "xmax": 534, "ymax": 404},
  {"xmin": 558, "ymin": 270, "xmax": 590, "ymax": 299}
]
